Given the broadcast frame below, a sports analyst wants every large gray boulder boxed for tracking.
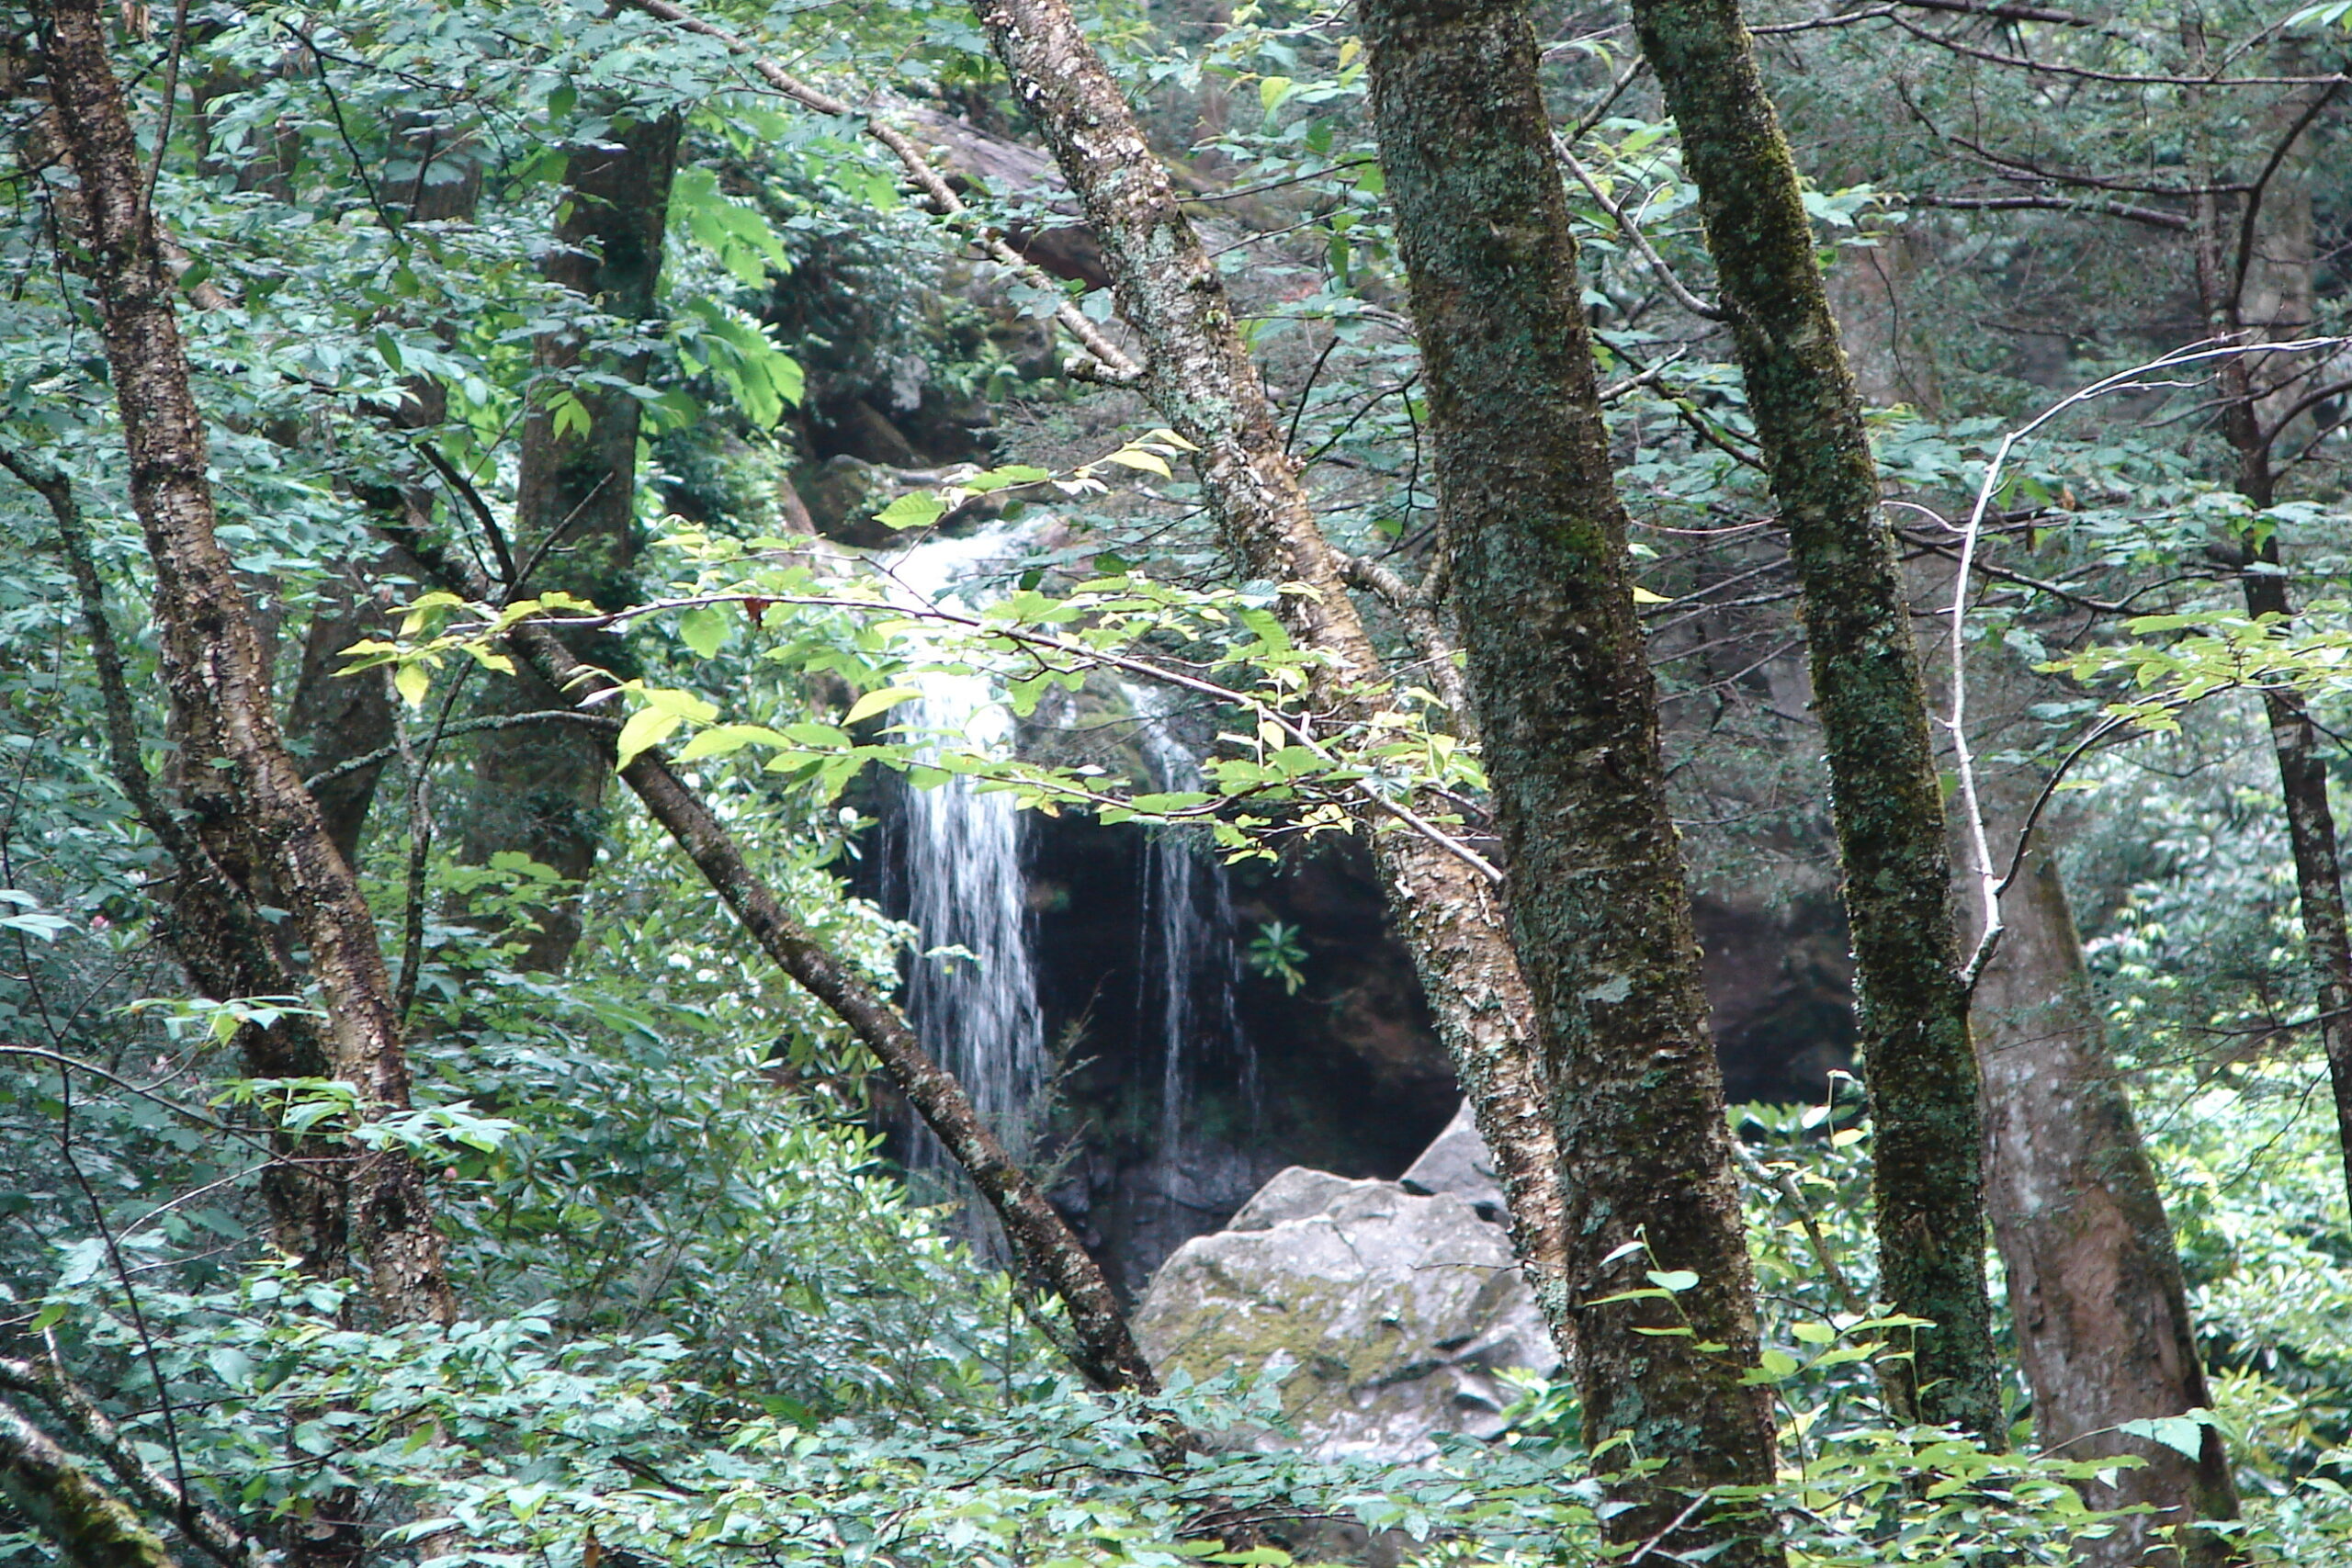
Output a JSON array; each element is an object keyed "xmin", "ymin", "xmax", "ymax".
[
  {"xmin": 1397, "ymin": 1100, "xmax": 1506, "ymax": 1222},
  {"xmin": 1135, "ymin": 1160, "xmax": 1558, "ymax": 1463}
]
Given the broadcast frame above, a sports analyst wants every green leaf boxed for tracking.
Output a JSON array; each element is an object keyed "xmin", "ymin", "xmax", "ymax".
[
  {"xmin": 876, "ymin": 492, "xmax": 947, "ymax": 531},
  {"xmin": 844, "ymin": 685, "xmax": 924, "ymax": 725},
  {"xmin": 616, "ymin": 707, "xmax": 684, "ymax": 770},
  {"xmin": 392, "ymin": 661, "xmax": 430, "ymax": 708},
  {"xmin": 1758, "ymin": 1348, "xmax": 1801, "ymax": 1380},
  {"xmin": 1102, "ymin": 447, "xmax": 1172, "ymax": 479},
  {"xmin": 2119, "ymin": 1411, "xmax": 2215, "ymax": 1460},
  {"xmin": 673, "ymin": 724, "xmax": 791, "ymax": 761},
  {"xmin": 1645, "ymin": 1269, "xmax": 1700, "ymax": 1292},
  {"xmin": 549, "ymin": 391, "xmax": 591, "ymax": 441},
  {"xmin": 678, "ymin": 604, "xmax": 727, "ymax": 660}
]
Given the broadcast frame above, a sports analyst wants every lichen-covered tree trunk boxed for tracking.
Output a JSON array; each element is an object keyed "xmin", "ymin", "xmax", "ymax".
[
  {"xmin": 36, "ymin": 0, "xmax": 456, "ymax": 1325},
  {"xmin": 1624, "ymin": 0, "xmax": 2003, "ymax": 1438},
  {"xmin": 19, "ymin": 456, "xmax": 356, "ymax": 1288},
  {"xmin": 459, "ymin": 113, "xmax": 679, "ymax": 973},
  {"xmin": 1359, "ymin": 1, "xmax": 1778, "ymax": 1557},
  {"xmin": 968, "ymin": 0, "xmax": 1570, "ymax": 1329},
  {"xmin": 1974, "ymin": 833, "xmax": 2239, "ymax": 1567},
  {"xmin": 0, "ymin": 1403, "xmax": 181, "ymax": 1568}
]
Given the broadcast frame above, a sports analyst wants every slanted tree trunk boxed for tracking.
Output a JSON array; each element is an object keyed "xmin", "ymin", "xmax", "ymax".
[
  {"xmin": 967, "ymin": 0, "xmax": 1571, "ymax": 1328},
  {"xmin": 458, "ymin": 113, "xmax": 679, "ymax": 972},
  {"xmin": 35, "ymin": 0, "xmax": 455, "ymax": 1326},
  {"xmin": 0, "ymin": 1403, "xmax": 181, "ymax": 1568},
  {"xmin": 1623, "ymin": 0, "xmax": 2004, "ymax": 1438},
  {"xmin": 392, "ymin": 521, "xmax": 1159, "ymax": 1393},
  {"xmin": 1359, "ymin": 1, "xmax": 1778, "ymax": 1557},
  {"xmin": 1974, "ymin": 824, "xmax": 2239, "ymax": 1567}
]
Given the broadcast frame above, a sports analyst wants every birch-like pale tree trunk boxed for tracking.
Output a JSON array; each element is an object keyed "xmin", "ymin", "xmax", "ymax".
[{"xmin": 35, "ymin": 0, "xmax": 457, "ymax": 1326}]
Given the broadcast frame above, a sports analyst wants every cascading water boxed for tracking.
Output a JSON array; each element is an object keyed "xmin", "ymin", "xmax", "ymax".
[
  {"xmin": 1131, "ymin": 687, "xmax": 1252, "ymax": 1208},
  {"xmin": 879, "ymin": 526, "xmax": 1047, "ymax": 1202},
  {"xmin": 870, "ymin": 525, "xmax": 1261, "ymax": 1271}
]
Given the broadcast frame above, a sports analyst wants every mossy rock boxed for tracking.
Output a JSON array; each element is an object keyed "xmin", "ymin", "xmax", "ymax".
[{"xmin": 1135, "ymin": 1167, "xmax": 1557, "ymax": 1461}]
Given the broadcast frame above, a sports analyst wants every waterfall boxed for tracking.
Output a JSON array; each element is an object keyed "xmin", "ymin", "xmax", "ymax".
[
  {"xmin": 1132, "ymin": 688, "xmax": 1251, "ymax": 1193},
  {"xmin": 882, "ymin": 527, "xmax": 1046, "ymax": 1190},
  {"xmin": 871, "ymin": 527, "xmax": 1258, "ymax": 1266}
]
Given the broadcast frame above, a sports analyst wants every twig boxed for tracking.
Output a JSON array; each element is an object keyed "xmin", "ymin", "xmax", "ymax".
[
  {"xmin": 1555, "ymin": 137, "xmax": 1724, "ymax": 321},
  {"xmin": 1948, "ymin": 334, "xmax": 2351, "ymax": 987},
  {"xmin": 283, "ymin": 26, "xmax": 397, "ymax": 233},
  {"xmin": 1732, "ymin": 1143, "xmax": 1861, "ymax": 1316},
  {"xmin": 302, "ymin": 709, "xmax": 619, "ymax": 792}
]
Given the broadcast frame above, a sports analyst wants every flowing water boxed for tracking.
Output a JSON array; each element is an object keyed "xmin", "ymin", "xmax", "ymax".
[
  {"xmin": 881, "ymin": 527, "xmax": 1046, "ymax": 1195},
  {"xmin": 876, "ymin": 528, "xmax": 1255, "ymax": 1258},
  {"xmin": 1132, "ymin": 689, "xmax": 1249, "ymax": 1165}
]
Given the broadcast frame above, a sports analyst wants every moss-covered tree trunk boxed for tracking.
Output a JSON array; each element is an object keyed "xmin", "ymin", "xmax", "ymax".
[
  {"xmin": 969, "ymin": 0, "xmax": 1572, "ymax": 1330},
  {"xmin": 1624, "ymin": 0, "xmax": 2003, "ymax": 1438},
  {"xmin": 1358, "ymin": 2, "xmax": 1778, "ymax": 1558},
  {"xmin": 459, "ymin": 114, "xmax": 678, "ymax": 973},
  {"xmin": 0, "ymin": 1404, "xmax": 181, "ymax": 1568}
]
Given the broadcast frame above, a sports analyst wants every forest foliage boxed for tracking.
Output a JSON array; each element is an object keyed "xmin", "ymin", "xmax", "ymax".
[{"xmin": 2, "ymin": 0, "xmax": 2351, "ymax": 1562}]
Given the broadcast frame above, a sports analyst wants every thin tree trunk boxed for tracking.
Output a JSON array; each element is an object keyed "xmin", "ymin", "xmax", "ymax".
[
  {"xmin": 458, "ymin": 113, "xmax": 679, "ymax": 973},
  {"xmin": 1973, "ymin": 829, "xmax": 2239, "ymax": 1567},
  {"xmin": 965, "ymin": 0, "xmax": 1570, "ymax": 1337},
  {"xmin": 34, "ymin": 0, "xmax": 455, "ymax": 1325},
  {"xmin": 1623, "ymin": 0, "xmax": 2004, "ymax": 1438},
  {"xmin": 2184, "ymin": 63, "xmax": 2352, "ymax": 1213},
  {"xmin": 283, "ymin": 572, "xmax": 398, "ymax": 866},
  {"xmin": 1359, "ymin": 2, "xmax": 1777, "ymax": 1558},
  {"xmin": 0, "ymin": 1402, "xmax": 182, "ymax": 1568},
  {"xmin": 390, "ymin": 521, "xmax": 1159, "ymax": 1393},
  {"xmin": 2240, "ymin": 600, "xmax": 2352, "ymax": 1213}
]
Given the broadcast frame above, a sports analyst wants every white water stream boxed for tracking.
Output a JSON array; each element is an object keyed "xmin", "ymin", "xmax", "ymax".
[
  {"xmin": 878, "ymin": 526, "xmax": 1254, "ymax": 1236},
  {"xmin": 1131, "ymin": 687, "xmax": 1249, "ymax": 1168},
  {"xmin": 884, "ymin": 527, "xmax": 1046, "ymax": 1185}
]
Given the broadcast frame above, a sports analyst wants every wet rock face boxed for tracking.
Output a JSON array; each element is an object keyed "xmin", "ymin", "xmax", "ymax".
[
  {"xmin": 1027, "ymin": 827, "xmax": 1457, "ymax": 1301},
  {"xmin": 1136, "ymin": 1164, "xmax": 1558, "ymax": 1462}
]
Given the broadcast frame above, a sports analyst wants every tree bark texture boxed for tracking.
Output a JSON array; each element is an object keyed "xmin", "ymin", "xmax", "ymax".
[
  {"xmin": 967, "ymin": 0, "xmax": 1571, "ymax": 1336},
  {"xmin": 458, "ymin": 113, "xmax": 679, "ymax": 973},
  {"xmin": 0, "ymin": 1401, "xmax": 183, "ymax": 1568},
  {"xmin": 35, "ymin": 0, "xmax": 455, "ymax": 1325},
  {"xmin": 1973, "ymin": 835, "xmax": 2239, "ymax": 1567},
  {"xmin": 1624, "ymin": 0, "xmax": 2004, "ymax": 1439},
  {"xmin": 283, "ymin": 570, "xmax": 398, "ymax": 866},
  {"xmin": 14, "ymin": 454, "xmax": 357, "ymax": 1282},
  {"xmin": 393, "ymin": 523, "xmax": 1159, "ymax": 1393},
  {"xmin": 1358, "ymin": 2, "xmax": 1778, "ymax": 1557}
]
